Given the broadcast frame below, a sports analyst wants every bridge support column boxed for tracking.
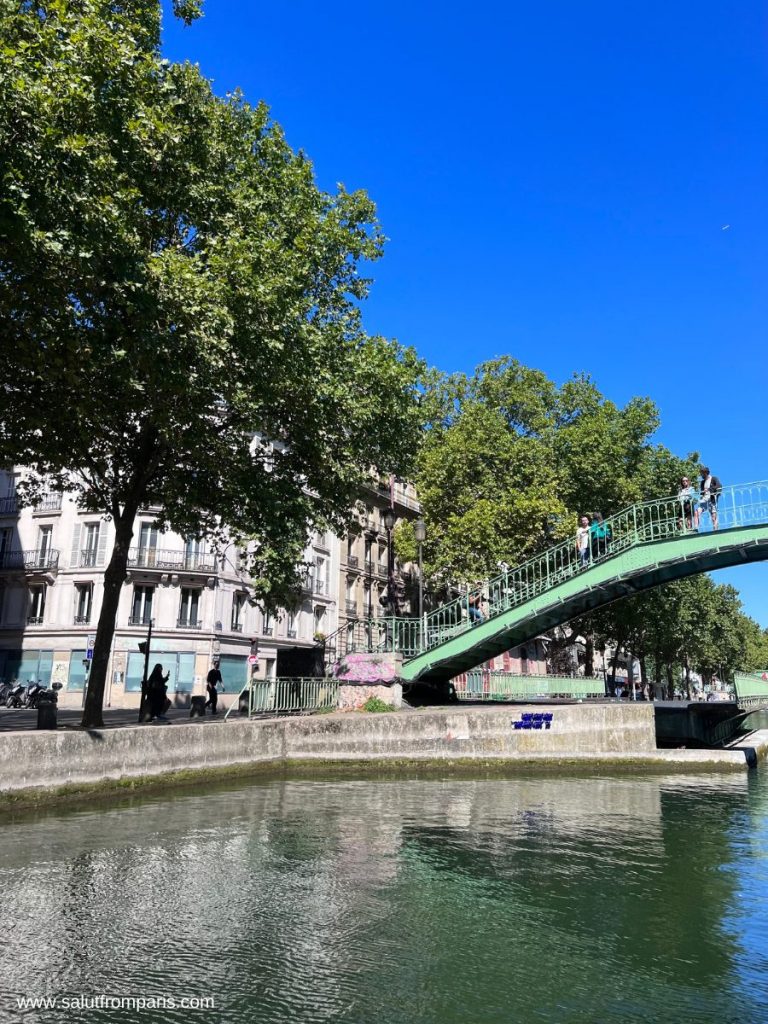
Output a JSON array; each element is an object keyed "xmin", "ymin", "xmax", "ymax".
[{"xmin": 331, "ymin": 651, "xmax": 404, "ymax": 710}]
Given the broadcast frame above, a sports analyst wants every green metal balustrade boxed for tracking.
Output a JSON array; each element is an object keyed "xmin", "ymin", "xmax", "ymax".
[
  {"xmin": 332, "ymin": 481, "xmax": 768, "ymax": 685},
  {"xmin": 457, "ymin": 672, "xmax": 605, "ymax": 701}
]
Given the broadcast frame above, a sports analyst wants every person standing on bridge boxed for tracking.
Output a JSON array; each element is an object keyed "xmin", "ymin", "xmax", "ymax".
[
  {"xmin": 576, "ymin": 516, "xmax": 591, "ymax": 568},
  {"xmin": 677, "ymin": 477, "xmax": 699, "ymax": 531},
  {"xmin": 467, "ymin": 587, "xmax": 485, "ymax": 625},
  {"xmin": 699, "ymin": 467, "xmax": 722, "ymax": 530}
]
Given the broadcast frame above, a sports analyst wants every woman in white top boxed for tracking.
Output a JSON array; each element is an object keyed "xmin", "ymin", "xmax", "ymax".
[{"xmin": 678, "ymin": 476, "xmax": 699, "ymax": 531}]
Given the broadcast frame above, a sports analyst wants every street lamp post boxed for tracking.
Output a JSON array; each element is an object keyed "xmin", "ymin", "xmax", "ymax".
[
  {"xmin": 414, "ymin": 519, "xmax": 426, "ymax": 639},
  {"xmin": 382, "ymin": 506, "xmax": 397, "ymax": 615}
]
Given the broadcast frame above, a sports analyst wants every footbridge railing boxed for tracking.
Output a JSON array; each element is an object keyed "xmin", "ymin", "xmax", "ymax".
[
  {"xmin": 225, "ymin": 677, "xmax": 338, "ymax": 719},
  {"xmin": 456, "ymin": 672, "xmax": 606, "ymax": 702},
  {"xmin": 335, "ymin": 481, "xmax": 768, "ymax": 670}
]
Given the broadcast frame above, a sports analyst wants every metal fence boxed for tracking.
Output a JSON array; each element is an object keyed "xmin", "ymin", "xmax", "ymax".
[
  {"xmin": 456, "ymin": 672, "xmax": 606, "ymax": 701},
  {"xmin": 226, "ymin": 677, "xmax": 339, "ymax": 718}
]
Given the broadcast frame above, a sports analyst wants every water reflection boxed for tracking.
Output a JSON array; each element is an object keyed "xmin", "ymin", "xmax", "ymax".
[{"xmin": 0, "ymin": 771, "xmax": 766, "ymax": 1023}]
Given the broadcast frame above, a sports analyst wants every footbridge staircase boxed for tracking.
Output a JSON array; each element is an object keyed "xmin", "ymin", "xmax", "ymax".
[{"xmin": 331, "ymin": 482, "xmax": 768, "ymax": 686}]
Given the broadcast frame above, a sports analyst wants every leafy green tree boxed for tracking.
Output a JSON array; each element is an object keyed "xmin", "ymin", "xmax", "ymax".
[
  {"xmin": 0, "ymin": 0, "xmax": 422, "ymax": 726},
  {"xmin": 413, "ymin": 356, "xmax": 679, "ymax": 584}
]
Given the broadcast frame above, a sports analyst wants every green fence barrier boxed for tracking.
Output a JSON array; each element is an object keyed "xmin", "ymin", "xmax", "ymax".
[{"xmin": 456, "ymin": 672, "xmax": 605, "ymax": 701}]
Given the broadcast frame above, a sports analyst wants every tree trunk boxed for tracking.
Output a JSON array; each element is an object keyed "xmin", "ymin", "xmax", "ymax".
[
  {"xmin": 665, "ymin": 663, "xmax": 674, "ymax": 700},
  {"xmin": 654, "ymin": 650, "xmax": 662, "ymax": 700},
  {"xmin": 81, "ymin": 511, "xmax": 136, "ymax": 728},
  {"xmin": 584, "ymin": 634, "xmax": 594, "ymax": 678}
]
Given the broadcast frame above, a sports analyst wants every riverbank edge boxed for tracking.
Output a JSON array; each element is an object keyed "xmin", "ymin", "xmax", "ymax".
[
  {"xmin": 2, "ymin": 706, "xmax": 766, "ymax": 814},
  {"xmin": 0, "ymin": 748, "xmax": 759, "ymax": 815}
]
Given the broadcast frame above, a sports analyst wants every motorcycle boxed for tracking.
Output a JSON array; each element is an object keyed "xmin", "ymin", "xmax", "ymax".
[
  {"xmin": 0, "ymin": 681, "xmax": 13, "ymax": 705},
  {"xmin": 24, "ymin": 681, "xmax": 46, "ymax": 709},
  {"xmin": 5, "ymin": 683, "xmax": 25, "ymax": 708}
]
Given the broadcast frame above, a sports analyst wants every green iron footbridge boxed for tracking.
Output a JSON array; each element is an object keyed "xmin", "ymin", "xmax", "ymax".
[{"xmin": 332, "ymin": 481, "xmax": 768, "ymax": 686}]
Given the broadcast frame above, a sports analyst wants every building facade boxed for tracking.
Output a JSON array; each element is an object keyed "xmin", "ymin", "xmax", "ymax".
[
  {"xmin": 0, "ymin": 470, "xmax": 340, "ymax": 708},
  {"xmin": 336, "ymin": 476, "xmax": 422, "ymax": 630}
]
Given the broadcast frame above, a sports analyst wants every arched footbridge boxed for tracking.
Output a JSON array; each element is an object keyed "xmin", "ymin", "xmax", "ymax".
[{"xmin": 334, "ymin": 482, "xmax": 768, "ymax": 685}]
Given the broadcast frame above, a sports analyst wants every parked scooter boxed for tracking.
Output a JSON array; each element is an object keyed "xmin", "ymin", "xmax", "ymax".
[
  {"xmin": 24, "ymin": 681, "xmax": 46, "ymax": 709},
  {"xmin": 0, "ymin": 680, "xmax": 13, "ymax": 705},
  {"xmin": 5, "ymin": 682, "xmax": 25, "ymax": 708}
]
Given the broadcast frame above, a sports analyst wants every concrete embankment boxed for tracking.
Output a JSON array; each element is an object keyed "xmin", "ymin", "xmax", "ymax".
[{"xmin": 1, "ymin": 703, "xmax": 764, "ymax": 806}]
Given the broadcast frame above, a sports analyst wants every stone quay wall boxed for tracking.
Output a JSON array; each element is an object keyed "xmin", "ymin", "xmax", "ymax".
[{"xmin": 0, "ymin": 702, "xmax": 758, "ymax": 799}]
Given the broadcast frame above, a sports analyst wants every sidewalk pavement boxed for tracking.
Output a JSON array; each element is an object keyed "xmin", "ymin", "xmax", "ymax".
[{"xmin": 0, "ymin": 706, "xmax": 230, "ymax": 733}]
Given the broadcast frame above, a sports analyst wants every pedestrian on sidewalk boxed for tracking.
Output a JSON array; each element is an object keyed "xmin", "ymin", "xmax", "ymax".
[
  {"xmin": 206, "ymin": 664, "xmax": 222, "ymax": 714},
  {"xmin": 147, "ymin": 663, "xmax": 170, "ymax": 721}
]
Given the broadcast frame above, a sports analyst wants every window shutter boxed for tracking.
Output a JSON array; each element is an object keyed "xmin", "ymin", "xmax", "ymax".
[
  {"xmin": 96, "ymin": 523, "xmax": 108, "ymax": 566},
  {"xmin": 70, "ymin": 524, "xmax": 81, "ymax": 568}
]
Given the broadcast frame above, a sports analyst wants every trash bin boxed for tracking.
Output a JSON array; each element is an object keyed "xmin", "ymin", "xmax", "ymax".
[
  {"xmin": 37, "ymin": 691, "xmax": 58, "ymax": 730},
  {"xmin": 190, "ymin": 695, "xmax": 206, "ymax": 718}
]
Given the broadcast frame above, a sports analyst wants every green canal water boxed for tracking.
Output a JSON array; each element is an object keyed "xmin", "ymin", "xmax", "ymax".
[{"xmin": 1, "ymin": 765, "xmax": 768, "ymax": 1024}]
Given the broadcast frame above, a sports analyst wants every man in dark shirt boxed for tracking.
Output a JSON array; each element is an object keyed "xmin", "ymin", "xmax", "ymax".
[
  {"xmin": 206, "ymin": 664, "xmax": 222, "ymax": 714},
  {"xmin": 699, "ymin": 467, "xmax": 723, "ymax": 530}
]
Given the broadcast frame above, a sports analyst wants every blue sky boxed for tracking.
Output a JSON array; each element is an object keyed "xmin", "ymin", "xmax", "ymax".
[{"xmin": 162, "ymin": 1, "xmax": 767, "ymax": 625}]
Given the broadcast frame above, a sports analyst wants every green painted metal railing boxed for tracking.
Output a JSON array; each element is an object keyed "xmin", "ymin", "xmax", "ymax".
[
  {"xmin": 337, "ymin": 481, "xmax": 768, "ymax": 663},
  {"xmin": 456, "ymin": 672, "xmax": 606, "ymax": 701},
  {"xmin": 733, "ymin": 671, "xmax": 768, "ymax": 709},
  {"xmin": 225, "ymin": 677, "xmax": 339, "ymax": 718}
]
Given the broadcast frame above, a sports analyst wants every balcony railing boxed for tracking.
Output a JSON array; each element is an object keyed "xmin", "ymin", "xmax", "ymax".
[
  {"xmin": 80, "ymin": 549, "xmax": 98, "ymax": 568},
  {"xmin": 128, "ymin": 614, "xmax": 153, "ymax": 626},
  {"xmin": 345, "ymin": 600, "xmax": 358, "ymax": 615},
  {"xmin": 262, "ymin": 626, "xmax": 273, "ymax": 636},
  {"xmin": 27, "ymin": 615, "xmax": 44, "ymax": 625},
  {"xmin": 35, "ymin": 493, "xmax": 62, "ymax": 512},
  {"xmin": 347, "ymin": 554, "xmax": 359, "ymax": 568},
  {"xmin": 0, "ymin": 549, "xmax": 60, "ymax": 571},
  {"xmin": 73, "ymin": 615, "xmax": 91, "ymax": 626},
  {"xmin": 0, "ymin": 496, "xmax": 17, "ymax": 515},
  {"xmin": 177, "ymin": 618, "xmax": 202, "ymax": 629},
  {"xmin": 313, "ymin": 579, "xmax": 328, "ymax": 595},
  {"xmin": 128, "ymin": 548, "xmax": 217, "ymax": 572},
  {"xmin": 230, "ymin": 622, "xmax": 243, "ymax": 633},
  {"xmin": 287, "ymin": 628, "xmax": 297, "ymax": 638}
]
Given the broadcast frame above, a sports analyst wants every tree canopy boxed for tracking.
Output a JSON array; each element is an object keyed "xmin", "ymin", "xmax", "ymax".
[
  {"xmin": 0, "ymin": 0, "xmax": 423, "ymax": 724},
  {"xmin": 399, "ymin": 357, "xmax": 698, "ymax": 583}
]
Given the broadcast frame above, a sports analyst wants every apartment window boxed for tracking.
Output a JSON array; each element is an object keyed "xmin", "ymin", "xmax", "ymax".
[
  {"xmin": 130, "ymin": 585, "xmax": 154, "ymax": 625},
  {"xmin": 81, "ymin": 523, "xmax": 100, "ymax": 567},
  {"xmin": 74, "ymin": 584, "xmax": 92, "ymax": 625},
  {"xmin": 231, "ymin": 592, "xmax": 247, "ymax": 632},
  {"xmin": 184, "ymin": 537, "xmax": 205, "ymax": 571},
  {"xmin": 28, "ymin": 585, "xmax": 46, "ymax": 625},
  {"xmin": 138, "ymin": 523, "xmax": 158, "ymax": 566},
  {"xmin": 314, "ymin": 606, "xmax": 326, "ymax": 635},
  {"xmin": 314, "ymin": 556, "xmax": 327, "ymax": 595},
  {"xmin": 286, "ymin": 612, "xmax": 297, "ymax": 639},
  {"xmin": 178, "ymin": 588, "xmax": 201, "ymax": 628},
  {"xmin": 38, "ymin": 525, "xmax": 53, "ymax": 562},
  {"xmin": 262, "ymin": 611, "xmax": 273, "ymax": 636}
]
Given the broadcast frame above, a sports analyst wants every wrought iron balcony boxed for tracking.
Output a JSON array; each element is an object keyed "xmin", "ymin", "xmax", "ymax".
[
  {"xmin": 128, "ymin": 614, "xmax": 153, "ymax": 626},
  {"xmin": 128, "ymin": 548, "xmax": 217, "ymax": 572},
  {"xmin": 0, "ymin": 549, "xmax": 59, "ymax": 571},
  {"xmin": 313, "ymin": 579, "xmax": 328, "ymax": 595},
  {"xmin": 79, "ymin": 549, "xmax": 98, "ymax": 568},
  {"xmin": 347, "ymin": 554, "xmax": 359, "ymax": 568},
  {"xmin": 287, "ymin": 628, "xmax": 297, "ymax": 638},
  {"xmin": 345, "ymin": 600, "xmax": 358, "ymax": 615},
  {"xmin": 0, "ymin": 496, "xmax": 17, "ymax": 515},
  {"xmin": 262, "ymin": 626, "xmax": 273, "ymax": 636},
  {"xmin": 35, "ymin": 493, "xmax": 62, "ymax": 512},
  {"xmin": 230, "ymin": 622, "xmax": 243, "ymax": 633},
  {"xmin": 177, "ymin": 618, "xmax": 202, "ymax": 629},
  {"xmin": 27, "ymin": 615, "xmax": 44, "ymax": 625},
  {"xmin": 73, "ymin": 615, "xmax": 91, "ymax": 625}
]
